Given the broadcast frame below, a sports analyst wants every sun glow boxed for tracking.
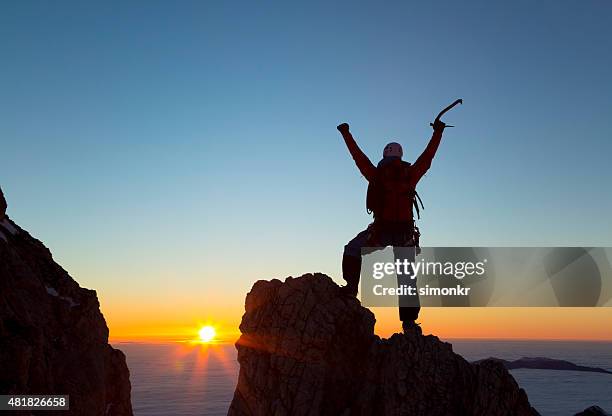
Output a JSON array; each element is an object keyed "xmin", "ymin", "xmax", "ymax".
[{"xmin": 198, "ymin": 325, "xmax": 216, "ymax": 343}]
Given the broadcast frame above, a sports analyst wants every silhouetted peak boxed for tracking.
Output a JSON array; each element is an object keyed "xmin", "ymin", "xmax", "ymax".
[
  {"xmin": 229, "ymin": 273, "xmax": 538, "ymax": 416},
  {"xmin": 574, "ymin": 406, "xmax": 610, "ymax": 416},
  {"xmin": 0, "ymin": 215, "xmax": 133, "ymax": 415}
]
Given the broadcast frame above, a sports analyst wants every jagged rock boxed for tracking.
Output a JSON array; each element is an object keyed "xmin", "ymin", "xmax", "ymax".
[
  {"xmin": 575, "ymin": 406, "xmax": 611, "ymax": 416},
  {"xmin": 229, "ymin": 273, "xmax": 538, "ymax": 416},
  {"xmin": 0, "ymin": 214, "xmax": 132, "ymax": 415}
]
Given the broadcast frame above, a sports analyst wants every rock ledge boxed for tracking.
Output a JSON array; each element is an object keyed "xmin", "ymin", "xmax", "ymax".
[{"xmin": 229, "ymin": 273, "xmax": 537, "ymax": 416}]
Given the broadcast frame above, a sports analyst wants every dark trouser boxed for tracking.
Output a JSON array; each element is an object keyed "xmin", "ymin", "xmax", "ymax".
[{"xmin": 343, "ymin": 222, "xmax": 420, "ymax": 322}]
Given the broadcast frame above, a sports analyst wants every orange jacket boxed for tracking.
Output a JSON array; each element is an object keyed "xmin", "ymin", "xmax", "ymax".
[{"xmin": 341, "ymin": 128, "xmax": 444, "ymax": 222}]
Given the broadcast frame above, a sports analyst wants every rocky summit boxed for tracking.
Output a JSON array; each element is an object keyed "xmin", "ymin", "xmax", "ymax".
[
  {"xmin": 0, "ymin": 194, "xmax": 132, "ymax": 416},
  {"xmin": 228, "ymin": 273, "xmax": 538, "ymax": 416}
]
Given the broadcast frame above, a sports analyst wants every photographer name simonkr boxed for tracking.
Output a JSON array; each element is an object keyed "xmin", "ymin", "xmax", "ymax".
[{"xmin": 373, "ymin": 284, "xmax": 471, "ymax": 297}]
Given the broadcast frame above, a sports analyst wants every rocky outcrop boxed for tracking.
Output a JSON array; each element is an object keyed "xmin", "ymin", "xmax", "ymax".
[
  {"xmin": 229, "ymin": 273, "xmax": 538, "ymax": 416},
  {"xmin": 0, "ymin": 206, "xmax": 132, "ymax": 415}
]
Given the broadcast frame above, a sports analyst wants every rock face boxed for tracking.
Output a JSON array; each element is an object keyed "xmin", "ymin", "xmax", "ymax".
[
  {"xmin": 0, "ymin": 211, "xmax": 132, "ymax": 415},
  {"xmin": 229, "ymin": 273, "xmax": 538, "ymax": 416}
]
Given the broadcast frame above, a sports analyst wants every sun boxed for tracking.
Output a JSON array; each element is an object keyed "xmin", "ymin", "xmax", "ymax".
[{"xmin": 198, "ymin": 325, "xmax": 216, "ymax": 343}]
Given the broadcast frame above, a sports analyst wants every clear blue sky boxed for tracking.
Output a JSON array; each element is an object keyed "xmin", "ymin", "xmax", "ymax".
[{"xmin": 1, "ymin": 1, "xmax": 611, "ymax": 327}]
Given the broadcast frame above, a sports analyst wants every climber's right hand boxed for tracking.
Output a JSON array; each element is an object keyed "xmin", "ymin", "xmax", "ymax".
[
  {"xmin": 337, "ymin": 123, "xmax": 350, "ymax": 134},
  {"xmin": 432, "ymin": 118, "xmax": 446, "ymax": 132}
]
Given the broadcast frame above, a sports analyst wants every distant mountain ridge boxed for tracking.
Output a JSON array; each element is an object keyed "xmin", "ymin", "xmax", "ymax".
[{"xmin": 474, "ymin": 356, "xmax": 612, "ymax": 375}]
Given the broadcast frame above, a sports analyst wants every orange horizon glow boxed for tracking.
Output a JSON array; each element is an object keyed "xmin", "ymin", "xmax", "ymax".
[{"xmin": 106, "ymin": 307, "xmax": 612, "ymax": 343}]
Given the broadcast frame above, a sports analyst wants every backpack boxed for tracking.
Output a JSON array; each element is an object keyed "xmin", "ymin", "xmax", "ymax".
[{"xmin": 366, "ymin": 160, "xmax": 425, "ymax": 219}]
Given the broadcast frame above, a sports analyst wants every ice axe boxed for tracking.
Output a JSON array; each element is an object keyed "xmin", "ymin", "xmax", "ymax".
[{"xmin": 430, "ymin": 98, "xmax": 463, "ymax": 128}]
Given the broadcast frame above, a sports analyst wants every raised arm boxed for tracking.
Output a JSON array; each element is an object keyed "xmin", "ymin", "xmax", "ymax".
[
  {"xmin": 411, "ymin": 119, "xmax": 446, "ymax": 184},
  {"xmin": 337, "ymin": 123, "xmax": 376, "ymax": 182}
]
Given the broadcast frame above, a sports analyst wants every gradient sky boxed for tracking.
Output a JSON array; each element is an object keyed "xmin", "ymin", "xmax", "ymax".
[{"xmin": 2, "ymin": 1, "xmax": 611, "ymax": 340}]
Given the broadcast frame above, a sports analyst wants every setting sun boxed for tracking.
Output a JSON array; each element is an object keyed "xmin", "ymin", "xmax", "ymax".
[{"xmin": 198, "ymin": 326, "xmax": 216, "ymax": 343}]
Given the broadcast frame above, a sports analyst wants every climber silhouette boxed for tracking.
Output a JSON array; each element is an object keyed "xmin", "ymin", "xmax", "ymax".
[{"xmin": 337, "ymin": 101, "xmax": 458, "ymax": 332}]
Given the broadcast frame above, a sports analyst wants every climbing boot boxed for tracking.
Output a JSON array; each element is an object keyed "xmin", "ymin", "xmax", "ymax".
[{"xmin": 402, "ymin": 320, "xmax": 422, "ymax": 335}]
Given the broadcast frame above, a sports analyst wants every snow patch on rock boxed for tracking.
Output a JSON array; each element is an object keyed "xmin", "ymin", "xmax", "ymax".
[
  {"xmin": 62, "ymin": 296, "xmax": 79, "ymax": 307},
  {"xmin": 46, "ymin": 286, "xmax": 59, "ymax": 296},
  {"xmin": 45, "ymin": 286, "xmax": 79, "ymax": 307}
]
